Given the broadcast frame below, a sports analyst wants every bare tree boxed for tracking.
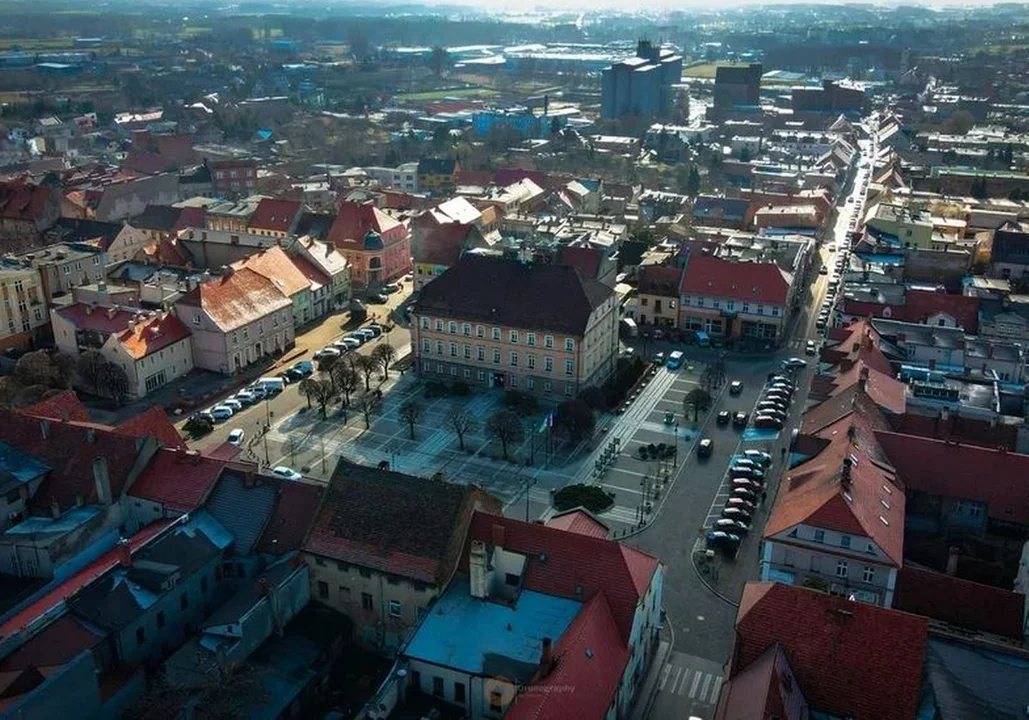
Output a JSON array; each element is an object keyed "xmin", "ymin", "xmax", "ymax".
[
  {"xmin": 298, "ymin": 378, "xmax": 318, "ymax": 409},
  {"xmin": 76, "ymin": 350, "xmax": 107, "ymax": 395},
  {"xmin": 683, "ymin": 388, "xmax": 712, "ymax": 422},
  {"xmin": 358, "ymin": 392, "xmax": 380, "ymax": 429},
  {"xmin": 303, "ymin": 378, "xmax": 334, "ymax": 418},
  {"xmin": 98, "ymin": 361, "xmax": 130, "ymax": 406},
  {"xmin": 372, "ymin": 343, "xmax": 397, "ymax": 379},
  {"xmin": 486, "ymin": 410, "xmax": 524, "ymax": 460},
  {"xmin": 353, "ymin": 353, "xmax": 380, "ymax": 391},
  {"xmin": 447, "ymin": 409, "xmax": 475, "ymax": 451},
  {"xmin": 331, "ymin": 361, "xmax": 360, "ymax": 407},
  {"xmin": 398, "ymin": 400, "xmax": 422, "ymax": 440}
]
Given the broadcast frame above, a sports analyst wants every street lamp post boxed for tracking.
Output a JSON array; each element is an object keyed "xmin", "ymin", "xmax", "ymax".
[{"xmin": 674, "ymin": 421, "xmax": 679, "ymax": 466}]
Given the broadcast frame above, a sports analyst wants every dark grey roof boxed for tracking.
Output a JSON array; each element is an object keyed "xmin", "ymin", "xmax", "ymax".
[
  {"xmin": 295, "ymin": 212, "xmax": 335, "ymax": 240},
  {"xmin": 992, "ymin": 229, "xmax": 1029, "ymax": 266},
  {"xmin": 132, "ymin": 204, "xmax": 183, "ymax": 232},
  {"xmin": 692, "ymin": 195, "xmax": 749, "ymax": 222},
  {"xmin": 925, "ymin": 637, "xmax": 1029, "ymax": 720},
  {"xmin": 45, "ymin": 217, "xmax": 123, "ymax": 245},
  {"xmin": 202, "ymin": 560, "xmax": 298, "ymax": 629},
  {"xmin": 204, "ymin": 471, "xmax": 278, "ymax": 555},
  {"xmin": 414, "ymin": 255, "xmax": 613, "ymax": 336},
  {"xmin": 418, "ymin": 157, "xmax": 457, "ymax": 175}
]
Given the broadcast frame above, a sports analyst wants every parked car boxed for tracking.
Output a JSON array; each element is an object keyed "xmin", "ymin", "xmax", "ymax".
[
  {"xmin": 714, "ymin": 518, "xmax": 750, "ymax": 535},
  {"xmin": 314, "ymin": 347, "xmax": 341, "ymax": 360},
  {"xmin": 356, "ymin": 328, "xmax": 377, "ymax": 341},
  {"xmin": 652, "ymin": 351, "xmax": 665, "ymax": 366},
  {"xmin": 721, "ymin": 507, "xmax": 753, "ymax": 522},
  {"xmin": 731, "ymin": 458, "xmax": 757, "ymax": 470},
  {"xmin": 727, "ymin": 497, "xmax": 757, "ymax": 512},
  {"xmin": 233, "ymin": 391, "xmax": 257, "ymax": 406},
  {"xmin": 342, "ymin": 337, "xmax": 363, "ymax": 350},
  {"xmin": 731, "ymin": 487, "xmax": 758, "ymax": 502},
  {"xmin": 756, "ymin": 401, "xmax": 787, "ymax": 415},
  {"xmin": 275, "ymin": 371, "xmax": 294, "ymax": 385},
  {"xmin": 806, "ymin": 340, "xmax": 818, "ymax": 356},
  {"xmin": 283, "ymin": 368, "xmax": 305, "ymax": 383},
  {"xmin": 743, "ymin": 450, "xmax": 772, "ymax": 467},
  {"xmin": 272, "ymin": 466, "xmax": 303, "ymax": 481},
  {"xmin": 733, "ymin": 412, "xmax": 748, "ymax": 428},
  {"xmin": 255, "ymin": 377, "xmax": 286, "ymax": 395},
  {"xmin": 221, "ymin": 398, "xmax": 242, "ymax": 412},
  {"xmin": 729, "ymin": 380, "xmax": 743, "ymax": 395},
  {"xmin": 698, "ymin": 438, "xmax": 713, "ymax": 458},
  {"xmin": 292, "ymin": 360, "xmax": 314, "ymax": 377},
  {"xmin": 819, "ymin": 266, "xmax": 829, "ymax": 275},
  {"xmin": 368, "ymin": 292, "xmax": 388, "ymax": 303},
  {"xmin": 209, "ymin": 405, "xmax": 234, "ymax": 421},
  {"xmin": 227, "ymin": 429, "xmax": 245, "ymax": 445},
  {"xmin": 664, "ymin": 410, "xmax": 676, "ymax": 425},
  {"xmin": 731, "ymin": 467, "xmax": 765, "ymax": 481},
  {"xmin": 732, "ymin": 478, "xmax": 761, "ymax": 492},
  {"xmin": 705, "ymin": 531, "xmax": 741, "ymax": 552},
  {"xmin": 782, "ymin": 357, "xmax": 808, "ymax": 370},
  {"xmin": 716, "ymin": 410, "xmax": 731, "ymax": 426},
  {"xmin": 754, "ymin": 414, "xmax": 785, "ymax": 430},
  {"xmin": 364, "ymin": 325, "xmax": 383, "ymax": 337},
  {"xmin": 383, "ymin": 283, "xmax": 401, "ymax": 294},
  {"xmin": 198, "ymin": 411, "xmax": 216, "ymax": 424}
]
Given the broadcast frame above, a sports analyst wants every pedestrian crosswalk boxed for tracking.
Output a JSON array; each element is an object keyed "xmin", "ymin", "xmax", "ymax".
[{"xmin": 651, "ymin": 652, "xmax": 724, "ymax": 718}]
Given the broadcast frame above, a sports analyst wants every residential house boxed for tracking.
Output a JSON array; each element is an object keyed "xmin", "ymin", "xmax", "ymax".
[
  {"xmin": 205, "ymin": 196, "xmax": 264, "ymax": 233},
  {"xmin": 385, "ymin": 511, "xmax": 663, "ymax": 720},
  {"xmin": 0, "ymin": 263, "xmax": 48, "ymax": 351},
  {"xmin": 328, "ymin": 201, "xmax": 411, "ymax": 288},
  {"xmin": 246, "ymin": 198, "xmax": 302, "ymax": 238},
  {"xmin": 303, "ymin": 460, "xmax": 499, "ymax": 652},
  {"xmin": 411, "ymin": 255, "xmax": 620, "ymax": 397},
  {"xmin": 417, "ymin": 158, "xmax": 461, "ymax": 196},
  {"xmin": 715, "ymin": 582, "xmax": 928, "ymax": 720},
  {"xmin": 67, "ymin": 511, "xmax": 233, "ymax": 667},
  {"xmin": 103, "ymin": 311, "xmax": 194, "ymax": 398},
  {"xmin": 11, "ymin": 239, "xmax": 106, "ymax": 300},
  {"xmin": 173, "ymin": 267, "xmax": 293, "ymax": 374},
  {"xmin": 634, "ymin": 265, "xmax": 682, "ymax": 328},
  {"xmin": 210, "ymin": 159, "xmax": 258, "ymax": 198},
  {"xmin": 131, "ymin": 204, "xmax": 201, "ymax": 245},
  {"xmin": 990, "ymin": 225, "xmax": 1029, "ymax": 281},
  {"xmin": 678, "ymin": 255, "xmax": 794, "ymax": 343},
  {"xmin": 865, "ymin": 202, "xmax": 934, "ymax": 250},
  {"xmin": 231, "ymin": 245, "xmax": 316, "ymax": 327},
  {"xmin": 90, "ymin": 174, "xmax": 180, "ymax": 223},
  {"xmin": 286, "ymin": 235, "xmax": 352, "ymax": 313},
  {"xmin": 692, "ymin": 196, "xmax": 750, "ymax": 230},
  {"xmin": 558, "ymin": 243, "xmax": 618, "ymax": 288},
  {"xmin": 176, "ymin": 227, "xmax": 279, "ymax": 269},
  {"xmin": 0, "ymin": 179, "xmax": 60, "ymax": 252},
  {"xmin": 126, "ymin": 447, "xmax": 225, "ymax": 524},
  {"xmin": 838, "ymin": 288, "xmax": 980, "ymax": 333},
  {"xmin": 412, "ymin": 223, "xmax": 488, "ymax": 291}
]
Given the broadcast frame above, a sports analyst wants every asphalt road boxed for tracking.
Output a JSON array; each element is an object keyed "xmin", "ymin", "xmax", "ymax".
[{"xmin": 635, "ymin": 148, "xmax": 868, "ymax": 719}]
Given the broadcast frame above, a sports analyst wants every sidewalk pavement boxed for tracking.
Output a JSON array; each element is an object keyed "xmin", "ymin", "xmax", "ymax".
[{"xmin": 629, "ymin": 638, "xmax": 672, "ymax": 720}]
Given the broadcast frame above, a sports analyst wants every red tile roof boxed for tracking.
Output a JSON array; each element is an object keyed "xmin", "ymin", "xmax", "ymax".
[
  {"xmin": 768, "ymin": 402, "xmax": 904, "ymax": 566},
  {"xmin": 203, "ymin": 442, "xmax": 244, "ymax": 461},
  {"xmin": 463, "ymin": 512, "xmax": 659, "ymax": 643},
  {"xmin": 886, "ymin": 412, "xmax": 1019, "ymax": 451},
  {"xmin": 175, "ymin": 267, "xmax": 291, "ymax": 332},
  {"xmin": 0, "ymin": 520, "xmax": 170, "ymax": 640},
  {"xmin": 841, "ymin": 290, "xmax": 979, "ymax": 333},
  {"xmin": 115, "ymin": 311, "xmax": 191, "ymax": 360},
  {"xmin": 246, "ymin": 198, "xmax": 301, "ymax": 233},
  {"xmin": 1, "ymin": 409, "xmax": 151, "ymax": 512},
  {"xmin": 558, "ymin": 245, "xmax": 603, "ymax": 280},
  {"xmin": 114, "ymin": 406, "xmax": 185, "ymax": 449},
  {"xmin": 0, "ymin": 180, "xmax": 51, "ymax": 221},
  {"xmin": 0, "ymin": 614, "xmax": 105, "ymax": 673},
  {"xmin": 55, "ymin": 304, "xmax": 139, "ymax": 335},
  {"xmin": 637, "ymin": 265, "xmax": 682, "ymax": 297},
  {"xmin": 416, "ymin": 223, "xmax": 473, "ymax": 267},
  {"xmin": 176, "ymin": 206, "xmax": 205, "ymax": 229},
  {"xmin": 893, "ymin": 566, "xmax": 1025, "ymax": 639},
  {"xmin": 328, "ymin": 201, "xmax": 403, "ymax": 246},
  {"xmin": 256, "ymin": 479, "xmax": 324, "ymax": 555},
  {"xmin": 680, "ymin": 255, "xmax": 791, "ymax": 305},
  {"xmin": 288, "ymin": 253, "xmax": 331, "ymax": 290},
  {"xmin": 505, "ymin": 592, "xmax": 628, "ymax": 720},
  {"xmin": 544, "ymin": 509, "xmax": 609, "ymax": 538},
  {"xmin": 231, "ymin": 245, "xmax": 311, "ymax": 298},
  {"xmin": 731, "ymin": 582, "xmax": 928, "ymax": 720},
  {"xmin": 19, "ymin": 390, "xmax": 91, "ymax": 423},
  {"xmin": 715, "ymin": 642, "xmax": 809, "ymax": 720},
  {"xmin": 875, "ymin": 431, "xmax": 1029, "ymax": 525},
  {"xmin": 127, "ymin": 448, "xmax": 221, "ymax": 512}
]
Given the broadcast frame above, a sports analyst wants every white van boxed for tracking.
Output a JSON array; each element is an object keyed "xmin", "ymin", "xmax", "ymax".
[{"xmin": 255, "ymin": 377, "xmax": 286, "ymax": 395}]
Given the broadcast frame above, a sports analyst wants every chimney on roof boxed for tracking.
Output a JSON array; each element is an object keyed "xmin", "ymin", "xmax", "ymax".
[
  {"xmin": 116, "ymin": 537, "xmax": 132, "ymax": 568},
  {"xmin": 93, "ymin": 457, "xmax": 112, "ymax": 505},
  {"xmin": 469, "ymin": 540, "xmax": 488, "ymax": 600},
  {"xmin": 106, "ymin": 306, "xmax": 116, "ymax": 319},
  {"xmin": 841, "ymin": 456, "xmax": 853, "ymax": 488},
  {"xmin": 539, "ymin": 637, "xmax": 555, "ymax": 678},
  {"xmin": 946, "ymin": 546, "xmax": 960, "ymax": 576},
  {"xmin": 859, "ymin": 365, "xmax": 869, "ymax": 393}
]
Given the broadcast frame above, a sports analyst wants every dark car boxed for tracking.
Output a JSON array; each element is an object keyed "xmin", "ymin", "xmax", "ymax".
[
  {"xmin": 698, "ymin": 438, "xmax": 713, "ymax": 458},
  {"xmin": 756, "ymin": 401, "xmax": 787, "ymax": 415},
  {"xmin": 731, "ymin": 466, "xmax": 765, "ymax": 481},
  {"xmin": 732, "ymin": 478, "xmax": 761, "ymax": 492},
  {"xmin": 714, "ymin": 518, "xmax": 751, "ymax": 535},
  {"xmin": 731, "ymin": 487, "xmax": 758, "ymax": 502},
  {"xmin": 727, "ymin": 497, "xmax": 757, "ymax": 512},
  {"xmin": 733, "ymin": 412, "xmax": 748, "ymax": 428},
  {"xmin": 716, "ymin": 410, "xmax": 731, "ymax": 426},
  {"xmin": 729, "ymin": 380, "xmax": 743, "ymax": 395},
  {"xmin": 705, "ymin": 531, "xmax": 741, "ymax": 552},
  {"xmin": 721, "ymin": 507, "xmax": 753, "ymax": 522},
  {"xmin": 754, "ymin": 414, "xmax": 785, "ymax": 430}
]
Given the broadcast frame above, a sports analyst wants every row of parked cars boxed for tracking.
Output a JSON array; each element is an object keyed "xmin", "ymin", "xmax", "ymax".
[
  {"xmin": 752, "ymin": 372, "xmax": 797, "ymax": 431},
  {"xmin": 313, "ymin": 324, "xmax": 385, "ymax": 360},
  {"xmin": 817, "ymin": 248, "xmax": 851, "ymax": 333},
  {"xmin": 706, "ymin": 449, "xmax": 774, "ymax": 553},
  {"xmin": 198, "ymin": 360, "xmax": 315, "ymax": 425}
]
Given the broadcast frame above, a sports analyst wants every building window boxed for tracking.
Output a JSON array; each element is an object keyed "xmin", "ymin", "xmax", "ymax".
[
  {"xmin": 528, "ymin": 354, "xmax": 536, "ymax": 369},
  {"xmin": 476, "ymin": 325, "xmax": 485, "ymax": 338},
  {"xmin": 742, "ymin": 302, "xmax": 750, "ymax": 313},
  {"xmin": 544, "ymin": 335, "xmax": 554, "ymax": 348},
  {"xmin": 727, "ymin": 301, "xmax": 735, "ymax": 311},
  {"xmin": 435, "ymin": 319, "xmax": 444, "ymax": 331},
  {"xmin": 422, "ymin": 339, "xmax": 431, "ymax": 352},
  {"xmin": 448, "ymin": 321, "xmax": 456, "ymax": 334},
  {"xmin": 388, "ymin": 600, "xmax": 402, "ymax": 617},
  {"xmin": 136, "ymin": 627, "xmax": 146, "ymax": 646},
  {"xmin": 420, "ymin": 317, "xmax": 429, "ymax": 329},
  {"xmin": 464, "ymin": 368, "xmax": 471, "ymax": 378},
  {"xmin": 510, "ymin": 352, "xmax": 518, "ymax": 367},
  {"xmin": 361, "ymin": 592, "xmax": 373, "ymax": 611},
  {"xmin": 564, "ymin": 338, "xmax": 574, "ymax": 351},
  {"xmin": 492, "ymin": 327, "xmax": 501, "ymax": 340},
  {"xmin": 433, "ymin": 676, "xmax": 445, "ymax": 697},
  {"xmin": 526, "ymin": 377, "xmax": 535, "ymax": 390},
  {"xmin": 697, "ymin": 297, "xmax": 705, "ymax": 307},
  {"xmin": 510, "ymin": 330, "xmax": 518, "ymax": 343},
  {"xmin": 436, "ymin": 341, "xmax": 443, "ymax": 355},
  {"xmin": 772, "ymin": 307, "xmax": 781, "ymax": 316},
  {"xmin": 463, "ymin": 344, "xmax": 471, "ymax": 359},
  {"xmin": 463, "ymin": 323, "xmax": 471, "ymax": 336},
  {"xmin": 836, "ymin": 561, "xmax": 848, "ymax": 578},
  {"xmin": 493, "ymin": 349, "xmax": 501, "ymax": 364},
  {"xmin": 564, "ymin": 384, "xmax": 573, "ymax": 396},
  {"xmin": 565, "ymin": 359, "xmax": 574, "ymax": 375},
  {"xmin": 477, "ymin": 346, "xmax": 485, "ymax": 361},
  {"xmin": 544, "ymin": 381, "xmax": 552, "ymax": 393},
  {"xmin": 544, "ymin": 357, "xmax": 554, "ymax": 372},
  {"xmin": 455, "ymin": 682, "xmax": 466, "ymax": 704},
  {"xmin": 862, "ymin": 566, "xmax": 875, "ymax": 583},
  {"xmin": 317, "ymin": 580, "xmax": 329, "ymax": 599},
  {"xmin": 449, "ymin": 342, "xmax": 457, "ymax": 357},
  {"xmin": 527, "ymin": 332, "xmax": 536, "ymax": 346},
  {"xmin": 478, "ymin": 370, "xmax": 486, "ymax": 381},
  {"xmin": 814, "ymin": 530, "xmax": 825, "ymax": 543},
  {"xmin": 840, "ymin": 535, "xmax": 851, "ymax": 549}
]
